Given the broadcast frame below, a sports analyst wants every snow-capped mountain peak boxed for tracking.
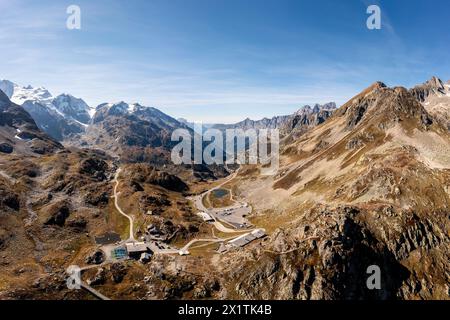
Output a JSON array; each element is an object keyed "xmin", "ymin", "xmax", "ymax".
[
  {"xmin": 1, "ymin": 79, "xmax": 58, "ymax": 113},
  {"xmin": 0, "ymin": 79, "xmax": 92, "ymax": 140},
  {"xmin": 95, "ymin": 101, "xmax": 147, "ymax": 115},
  {"xmin": 13, "ymin": 86, "xmax": 53, "ymax": 105},
  {"xmin": 53, "ymin": 93, "xmax": 92, "ymax": 124}
]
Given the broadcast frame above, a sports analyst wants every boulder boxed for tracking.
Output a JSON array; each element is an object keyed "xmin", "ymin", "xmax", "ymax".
[
  {"xmin": 87, "ymin": 268, "xmax": 107, "ymax": 286},
  {"xmin": 44, "ymin": 203, "xmax": 70, "ymax": 226},
  {"xmin": 110, "ymin": 263, "xmax": 127, "ymax": 283},
  {"xmin": 0, "ymin": 143, "xmax": 13, "ymax": 154},
  {"xmin": 85, "ymin": 250, "xmax": 105, "ymax": 265}
]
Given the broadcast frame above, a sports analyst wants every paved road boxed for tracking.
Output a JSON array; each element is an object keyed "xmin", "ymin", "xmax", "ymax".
[
  {"xmin": 147, "ymin": 242, "xmax": 180, "ymax": 255},
  {"xmin": 180, "ymin": 163, "xmax": 261, "ymax": 255},
  {"xmin": 112, "ymin": 168, "xmax": 135, "ymax": 241},
  {"xmin": 189, "ymin": 164, "xmax": 255, "ymax": 234},
  {"xmin": 180, "ymin": 237, "xmax": 227, "ymax": 252},
  {"xmin": 70, "ymin": 164, "xmax": 259, "ymax": 300},
  {"xmin": 80, "ymin": 282, "xmax": 111, "ymax": 300}
]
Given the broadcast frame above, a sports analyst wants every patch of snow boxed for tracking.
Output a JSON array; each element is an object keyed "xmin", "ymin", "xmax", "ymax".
[
  {"xmin": 87, "ymin": 106, "xmax": 96, "ymax": 117},
  {"xmin": 73, "ymin": 118, "xmax": 88, "ymax": 128},
  {"xmin": 128, "ymin": 103, "xmax": 139, "ymax": 113},
  {"xmin": 53, "ymin": 93, "xmax": 91, "ymax": 121}
]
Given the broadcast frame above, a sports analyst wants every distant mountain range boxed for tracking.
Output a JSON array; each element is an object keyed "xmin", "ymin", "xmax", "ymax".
[
  {"xmin": 212, "ymin": 102, "xmax": 336, "ymax": 134},
  {"xmin": 0, "ymin": 79, "xmax": 338, "ymax": 163},
  {"xmin": 0, "ymin": 80, "xmax": 92, "ymax": 141},
  {"xmin": 1, "ymin": 77, "xmax": 449, "ymax": 150}
]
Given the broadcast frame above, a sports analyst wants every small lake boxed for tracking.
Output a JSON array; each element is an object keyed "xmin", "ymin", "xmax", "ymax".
[
  {"xmin": 95, "ymin": 232, "xmax": 121, "ymax": 245},
  {"xmin": 212, "ymin": 188, "xmax": 229, "ymax": 198}
]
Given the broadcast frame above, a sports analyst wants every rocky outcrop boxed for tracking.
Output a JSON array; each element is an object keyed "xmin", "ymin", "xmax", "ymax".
[
  {"xmin": 43, "ymin": 201, "xmax": 71, "ymax": 227},
  {"xmin": 410, "ymin": 76, "xmax": 450, "ymax": 131},
  {"xmin": 110, "ymin": 263, "xmax": 127, "ymax": 283},
  {"xmin": 228, "ymin": 204, "xmax": 448, "ymax": 300},
  {"xmin": 409, "ymin": 76, "xmax": 446, "ymax": 103},
  {"xmin": 85, "ymin": 250, "xmax": 106, "ymax": 265},
  {"xmin": 0, "ymin": 185, "xmax": 20, "ymax": 211},
  {"xmin": 0, "ymin": 143, "xmax": 13, "ymax": 154},
  {"xmin": 230, "ymin": 207, "xmax": 401, "ymax": 299},
  {"xmin": 336, "ymin": 83, "xmax": 433, "ymax": 131},
  {"xmin": 66, "ymin": 216, "xmax": 87, "ymax": 232},
  {"xmin": 79, "ymin": 158, "xmax": 108, "ymax": 181},
  {"xmin": 128, "ymin": 163, "xmax": 188, "ymax": 192},
  {"xmin": 87, "ymin": 268, "xmax": 107, "ymax": 286},
  {"xmin": 148, "ymin": 171, "xmax": 188, "ymax": 192}
]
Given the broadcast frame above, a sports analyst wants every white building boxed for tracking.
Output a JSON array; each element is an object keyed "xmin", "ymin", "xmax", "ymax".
[
  {"xmin": 196, "ymin": 211, "xmax": 214, "ymax": 222},
  {"xmin": 228, "ymin": 229, "xmax": 266, "ymax": 248},
  {"xmin": 251, "ymin": 229, "xmax": 266, "ymax": 239},
  {"xmin": 126, "ymin": 242, "xmax": 150, "ymax": 254},
  {"xmin": 179, "ymin": 249, "xmax": 190, "ymax": 256}
]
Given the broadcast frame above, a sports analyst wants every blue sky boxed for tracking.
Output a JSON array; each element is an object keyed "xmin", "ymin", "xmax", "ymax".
[{"xmin": 0, "ymin": 0, "xmax": 449, "ymax": 123}]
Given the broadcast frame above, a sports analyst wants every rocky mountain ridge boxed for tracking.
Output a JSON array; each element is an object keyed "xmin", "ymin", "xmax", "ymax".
[
  {"xmin": 221, "ymin": 79, "xmax": 450, "ymax": 300},
  {"xmin": 409, "ymin": 76, "xmax": 450, "ymax": 131},
  {"xmin": 213, "ymin": 102, "xmax": 336, "ymax": 138}
]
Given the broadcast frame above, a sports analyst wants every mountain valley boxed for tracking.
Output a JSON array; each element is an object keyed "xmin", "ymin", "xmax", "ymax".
[{"xmin": 0, "ymin": 76, "xmax": 449, "ymax": 300}]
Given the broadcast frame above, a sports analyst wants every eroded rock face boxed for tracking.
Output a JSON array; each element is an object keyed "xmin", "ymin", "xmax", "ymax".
[
  {"xmin": 0, "ymin": 229, "xmax": 13, "ymax": 250},
  {"xmin": 43, "ymin": 201, "xmax": 71, "ymax": 226},
  {"xmin": 79, "ymin": 158, "xmax": 108, "ymax": 181},
  {"xmin": 410, "ymin": 76, "xmax": 446, "ymax": 103},
  {"xmin": 149, "ymin": 171, "xmax": 188, "ymax": 192},
  {"xmin": 227, "ymin": 205, "xmax": 449, "ymax": 300},
  {"xmin": 83, "ymin": 188, "xmax": 110, "ymax": 206},
  {"xmin": 128, "ymin": 163, "xmax": 188, "ymax": 192},
  {"xmin": 87, "ymin": 268, "xmax": 107, "ymax": 286},
  {"xmin": 0, "ymin": 185, "xmax": 20, "ymax": 211},
  {"xmin": 66, "ymin": 216, "xmax": 87, "ymax": 232},
  {"xmin": 110, "ymin": 263, "xmax": 127, "ymax": 284}
]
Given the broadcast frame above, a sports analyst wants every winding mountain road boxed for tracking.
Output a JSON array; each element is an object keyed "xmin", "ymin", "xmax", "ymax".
[
  {"xmin": 113, "ymin": 168, "xmax": 135, "ymax": 241},
  {"xmin": 71, "ymin": 164, "xmax": 260, "ymax": 300}
]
